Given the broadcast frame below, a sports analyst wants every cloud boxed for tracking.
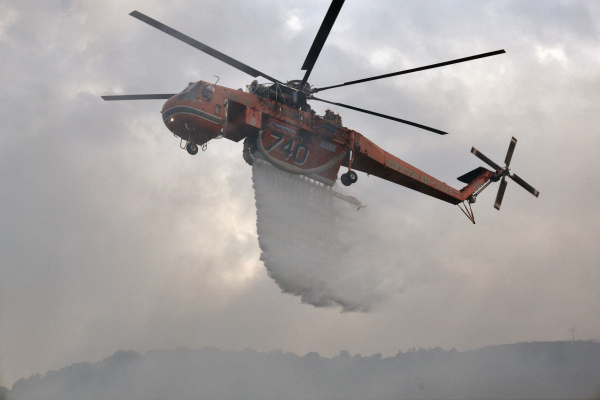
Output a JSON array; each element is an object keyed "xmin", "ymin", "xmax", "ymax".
[{"xmin": 1, "ymin": 0, "xmax": 600, "ymax": 388}]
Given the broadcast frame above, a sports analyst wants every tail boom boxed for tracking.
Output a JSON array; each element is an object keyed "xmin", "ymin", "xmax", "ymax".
[{"xmin": 349, "ymin": 133, "xmax": 493, "ymax": 205}]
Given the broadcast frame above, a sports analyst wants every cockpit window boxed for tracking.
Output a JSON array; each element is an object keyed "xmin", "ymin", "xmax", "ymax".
[
  {"xmin": 189, "ymin": 82, "xmax": 203, "ymax": 95},
  {"xmin": 182, "ymin": 82, "xmax": 202, "ymax": 93},
  {"xmin": 178, "ymin": 82, "xmax": 203, "ymax": 102}
]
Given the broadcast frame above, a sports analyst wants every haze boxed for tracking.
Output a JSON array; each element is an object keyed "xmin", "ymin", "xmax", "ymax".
[{"xmin": 1, "ymin": 0, "xmax": 600, "ymax": 388}]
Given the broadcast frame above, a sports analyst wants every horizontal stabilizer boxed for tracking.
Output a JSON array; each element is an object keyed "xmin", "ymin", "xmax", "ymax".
[{"xmin": 457, "ymin": 166, "xmax": 491, "ymax": 184}]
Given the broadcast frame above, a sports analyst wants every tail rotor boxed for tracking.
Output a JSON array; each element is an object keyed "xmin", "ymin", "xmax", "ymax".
[
  {"xmin": 504, "ymin": 136, "xmax": 517, "ymax": 167},
  {"xmin": 494, "ymin": 177, "xmax": 508, "ymax": 210},
  {"xmin": 471, "ymin": 137, "xmax": 539, "ymax": 210},
  {"xmin": 511, "ymin": 173, "xmax": 540, "ymax": 198}
]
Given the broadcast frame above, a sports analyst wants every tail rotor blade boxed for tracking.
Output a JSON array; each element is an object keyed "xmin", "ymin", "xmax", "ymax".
[
  {"xmin": 471, "ymin": 147, "xmax": 502, "ymax": 171},
  {"xmin": 504, "ymin": 137, "xmax": 517, "ymax": 167},
  {"xmin": 511, "ymin": 174, "xmax": 540, "ymax": 198},
  {"xmin": 494, "ymin": 177, "xmax": 508, "ymax": 210}
]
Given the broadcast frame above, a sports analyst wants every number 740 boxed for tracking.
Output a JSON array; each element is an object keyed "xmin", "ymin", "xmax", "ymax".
[{"xmin": 265, "ymin": 131, "xmax": 309, "ymax": 165}]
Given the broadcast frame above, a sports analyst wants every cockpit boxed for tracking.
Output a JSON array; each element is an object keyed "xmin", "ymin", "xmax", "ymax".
[
  {"xmin": 176, "ymin": 81, "xmax": 215, "ymax": 102},
  {"xmin": 177, "ymin": 81, "xmax": 203, "ymax": 102}
]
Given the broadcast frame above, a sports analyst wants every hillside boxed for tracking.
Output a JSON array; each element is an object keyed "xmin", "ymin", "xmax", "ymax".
[{"xmin": 7, "ymin": 341, "xmax": 600, "ymax": 399}]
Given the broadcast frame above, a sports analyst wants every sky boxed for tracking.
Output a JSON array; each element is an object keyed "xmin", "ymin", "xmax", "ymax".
[{"xmin": 2, "ymin": 0, "xmax": 600, "ymax": 389}]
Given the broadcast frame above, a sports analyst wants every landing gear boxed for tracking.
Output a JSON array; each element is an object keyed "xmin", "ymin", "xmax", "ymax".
[
  {"xmin": 186, "ymin": 142, "xmax": 198, "ymax": 155},
  {"xmin": 340, "ymin": 170, "xmax": 358, "ymax": 186}
]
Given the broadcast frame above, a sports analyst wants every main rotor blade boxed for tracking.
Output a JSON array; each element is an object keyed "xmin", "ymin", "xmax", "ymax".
[
  {"xmin": 471, "ymin": 147, "xmax": 502, "ymax": 171},
  {"xmin": 300, "ymin": 0, "xmax": 345, "ymax": 87},
  {"xmin": 494, "ymin": 177, "xmax": 508, "ymax": 210},
  {"xmin": 511, "ymin": 174, "xmax": 540, "ymax": 198},
  {"xmin": 129, "ymin": 11, "xmax": 281, "ymax": 84},
  {"xmin": 101, "ymin": 94, "xmax": 176, "ymax": 101},
  {"xmin": 311, "ymin": 96, "xmax": 447, "ymax": 135},
  {"xmin": 314, "ymin": 49, "xmax": 506, "ymax": 92},
  {"xmin": 504, "ymin": 136, "xmax": 517, "ymax": 167}
]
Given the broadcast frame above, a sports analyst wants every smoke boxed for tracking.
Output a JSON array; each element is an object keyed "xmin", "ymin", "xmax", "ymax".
[
  {"xmin": 252, "ymin": 160, "xmax": 403, "ymax": 312},
  {"xmin": 9, "ymin": 342, "xmax": 600, "ymax": 400}
]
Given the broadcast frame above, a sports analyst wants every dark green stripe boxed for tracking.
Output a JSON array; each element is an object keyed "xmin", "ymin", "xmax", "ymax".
[{"xmin": 163, "ymin": 106, "xmax": 223, "ymax": 125}]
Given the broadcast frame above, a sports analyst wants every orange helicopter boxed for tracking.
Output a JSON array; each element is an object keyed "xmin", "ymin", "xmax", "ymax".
[{"xmin": 102, "ymin": 0, "xmax": 539, "ymax": 223}]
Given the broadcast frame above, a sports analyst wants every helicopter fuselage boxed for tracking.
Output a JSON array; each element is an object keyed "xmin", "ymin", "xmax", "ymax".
[{"xmin": 161, "ymin": 80, "xmax": 492, "ymax": 202}]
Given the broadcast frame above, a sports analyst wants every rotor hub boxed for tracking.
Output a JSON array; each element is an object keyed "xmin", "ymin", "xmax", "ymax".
[{"xmin": 286, "ymin": 80, "xmax": 312, "ymax": 95}]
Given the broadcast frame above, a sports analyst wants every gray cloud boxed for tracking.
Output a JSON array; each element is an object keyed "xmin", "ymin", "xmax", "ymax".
[{"xmin": 1, "ymin": 0, "xmax": 600, "ymax": 388}]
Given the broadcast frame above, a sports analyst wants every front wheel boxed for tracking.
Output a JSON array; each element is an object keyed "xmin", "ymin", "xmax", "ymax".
[{"xmin": 186, "ymin": 142, "xmax": 198, "ymax": 155}]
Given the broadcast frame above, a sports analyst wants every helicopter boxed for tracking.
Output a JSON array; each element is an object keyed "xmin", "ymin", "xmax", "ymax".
[{"xmin": 102, "ymin": 0, "xmax": 539, "ymax": 223}]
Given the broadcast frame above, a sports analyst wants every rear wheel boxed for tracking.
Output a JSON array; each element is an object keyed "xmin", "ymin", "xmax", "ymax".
[
  {"xmin": 186, "ymin": 142, "xmax": 198, "ymax": 155},
  {"xmin": 340, "ymin": 173, "xmax": 351, "ymax": 186}
]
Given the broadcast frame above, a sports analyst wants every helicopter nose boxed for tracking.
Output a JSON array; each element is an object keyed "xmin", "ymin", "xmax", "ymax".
[{"xmin": 162, "ymin": 103, "xmax": 224, "ymax": 145}]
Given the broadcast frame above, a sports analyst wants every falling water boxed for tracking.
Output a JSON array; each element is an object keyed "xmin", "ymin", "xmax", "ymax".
[{"xmin": 252, "ymin": 159, "xmax": 400, "ymax": 311}]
